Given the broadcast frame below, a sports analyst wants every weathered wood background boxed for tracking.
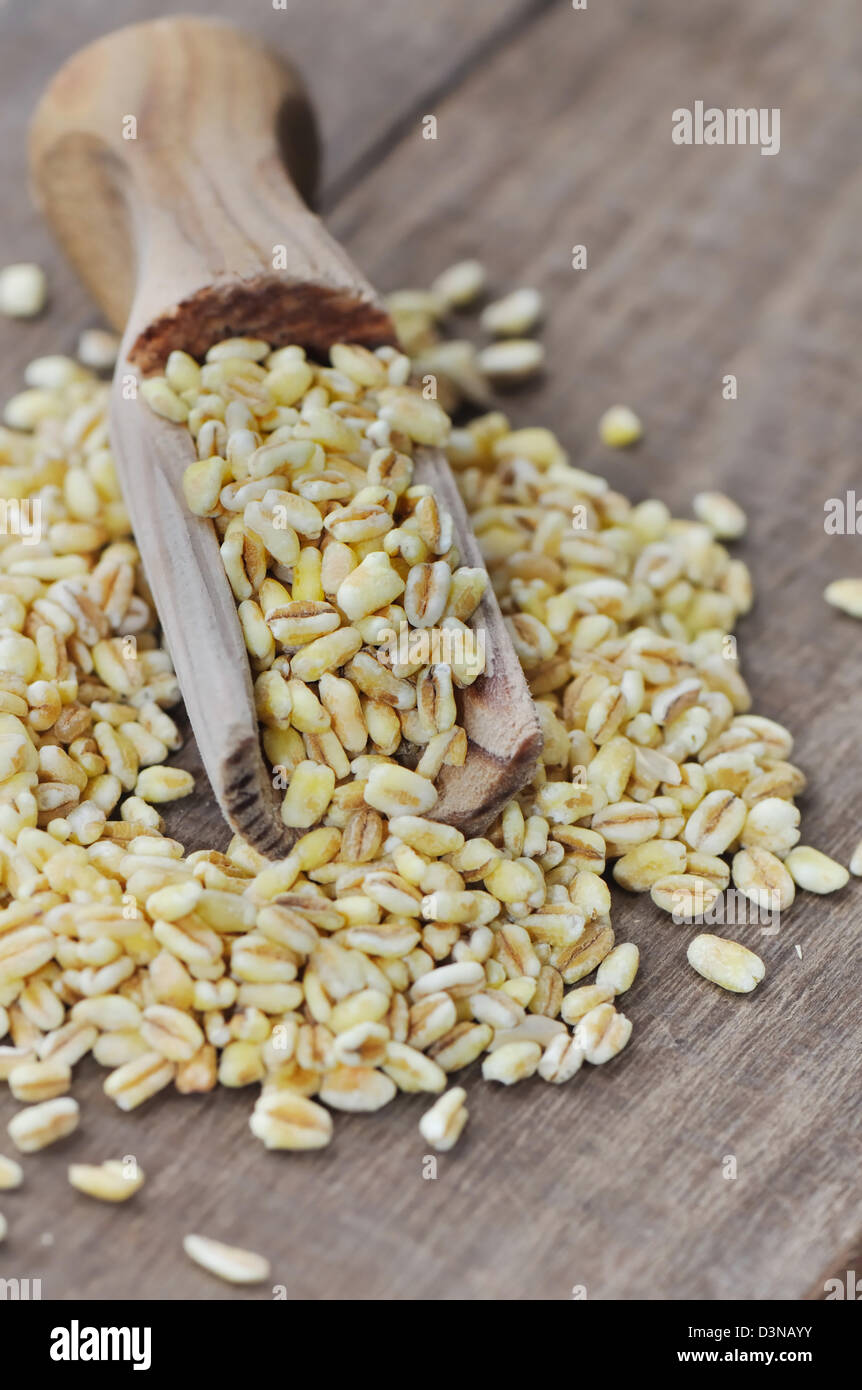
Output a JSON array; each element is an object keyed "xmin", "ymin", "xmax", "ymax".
[{"xmin": 0, "ymin": 0, "xmax": 859, "ymax": 1300}]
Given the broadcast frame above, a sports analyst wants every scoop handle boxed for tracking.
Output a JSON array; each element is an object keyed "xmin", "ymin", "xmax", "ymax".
[{"xmin": 30, "ymin": 15, "xmax": 393, "ymax": 370}]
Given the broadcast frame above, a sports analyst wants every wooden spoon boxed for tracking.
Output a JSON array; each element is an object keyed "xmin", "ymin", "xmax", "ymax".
[{"xmin": 29, "ymin": 16, "xmax": 542, "ymax": 855}]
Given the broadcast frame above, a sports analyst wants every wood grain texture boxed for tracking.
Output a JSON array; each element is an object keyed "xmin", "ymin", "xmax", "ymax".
[{"xmin": 1, "ymin": 0, "xmax": 861, "ymax": 1301}]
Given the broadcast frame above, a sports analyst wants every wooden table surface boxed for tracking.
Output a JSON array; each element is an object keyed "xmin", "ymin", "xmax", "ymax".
[{"xmin": 1, "ymin": 0, "xmax": 860, "ymax": 1301}]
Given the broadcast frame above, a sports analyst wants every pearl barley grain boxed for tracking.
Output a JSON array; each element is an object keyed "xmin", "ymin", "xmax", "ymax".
[
  {"xmin": 419, "ymin": 1087, "xmax": 468, "ymax": 1151},
  {"xmin": 183, "ymin": 1233, "xmax": 270, "ymax": 1286},
  {"xmin": 0, "ymin": 1155, "xmax": 23, "ymax": 1190},
  {"xmin": 482, "ymin": 1040, "xmax": 541, "ymax": 1084},
  {"xmin": 732, "ymin": 848, "xmax": 796, "ymax": 913},
  {"xmin": 573, "ymin": 1003, "xmax": 632, "ymax": 1064},
  {"xmin": 479, "ymin": 287, "xmax": 543, "ymax": 336},
  {"xmin": 560, "ymin": 984, "xmax": 614, "ymax": 1026},
  {"xmin": 8, "ymin": 1097, "xmax": 79, "ymax": 1153},
  {"xmin": 134, "ymin": 766, "xmax": 195, "ymax": 803},
  {"xmin": 596, "ymin": 943, "xmax": 639, "ymax": 996},
  {"xmin": 783, "ymin": 846, "xmax": 849, "ymax": 895},
  {"xmin": 0, "ymin": 263, "xmax": 47, "ymax": 318},
  {"xmin": 77, "ymin": 328, "xmax": 121, "ymax": 371},
  {"xmin": 824, "ymin": 578, "xmax": 862, "ymax": 619},
  {"xmin": 68, "ymin": 1160, "xmax": 145, "ymax": 1203},
  {"xmin": 687, "ymin": 934, "xmax": 765, "ymax": 994},
  {"xmin": 249, "ymin": 1092, "xmax": 333, "ymax": 1150},
  {"xmin": 431, "ymin": 259, "xmax": 486, "ymax": 309},
  {"xmin": 598, "ymin": 404, "xmax": 642, "ymax": 448},
  {"xmin": 538, "ymin": 1033, "xmax": 584, "ymax": 1083},
  {"xmin": 477, "ymin": 339, "xmax": 544, "ymax": 384},
  {"xmin": 692, "ymin": 490, "xmax": 747, "ymax": 540}
]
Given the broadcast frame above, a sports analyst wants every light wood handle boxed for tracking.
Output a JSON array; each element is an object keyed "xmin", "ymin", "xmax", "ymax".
[{"xmin": 29, "ymin": 15, "xmax": 392, "ymax": 371}]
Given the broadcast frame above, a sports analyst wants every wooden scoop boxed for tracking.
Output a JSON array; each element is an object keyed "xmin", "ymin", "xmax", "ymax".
[{"xmin": 29, "ymin": 16, "xmax": 541, "ymax": 856}]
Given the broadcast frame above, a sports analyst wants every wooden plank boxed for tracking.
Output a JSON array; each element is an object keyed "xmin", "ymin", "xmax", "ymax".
[{"xmin": 1, "ymin": 0, "xmax": 861, "ymax": 1301}]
